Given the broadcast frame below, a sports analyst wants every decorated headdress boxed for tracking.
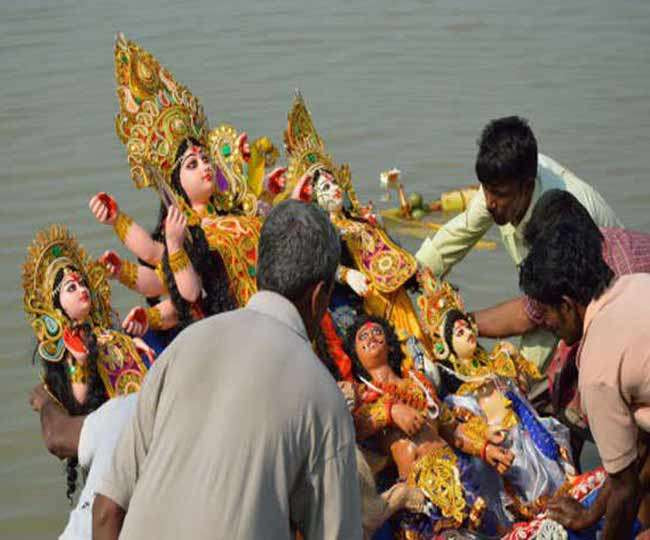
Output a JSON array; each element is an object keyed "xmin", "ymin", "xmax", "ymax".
[
  {"xmin": 208, "ymin": 123, "xmax": 259, "ymax": 215},
  {"xmin": 416, "ymin": 268, "xmax": 472, "ymax": 360},
  {"xmin": 277, "ymin": 92, "xmax": 362, "ymax": 213},
  {"xmin": 114, "ymin": 33, "xmax": 257, "ymax": 216},
  {"xmin": 114, "ymin": 32, "xmax": 208, "ymax": 189},
  {"xmin": 22, "ymin": 225, "xmax": 112, "ymax": 363}
]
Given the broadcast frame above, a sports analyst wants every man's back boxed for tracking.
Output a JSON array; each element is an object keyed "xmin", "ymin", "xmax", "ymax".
[
  {"xmin": 101, "ymin": 291, "xmax": 361, "ymax": 539},
  {"xmin": 579, "ymin": 275, "xmax": 650, "ymax": 474}
]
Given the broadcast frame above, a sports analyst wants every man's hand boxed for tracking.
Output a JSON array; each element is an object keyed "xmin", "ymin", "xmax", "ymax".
[
  {"xmin": 29, "ymin": 384, "xmax": 51, "ymax": 412},
  {"xmin": 547, "ymin": 496, "xmax": 593, "ymax": 530},
  {"xmin": 391, "ymin": 403, "xmax": 425, "ymax": 437}
]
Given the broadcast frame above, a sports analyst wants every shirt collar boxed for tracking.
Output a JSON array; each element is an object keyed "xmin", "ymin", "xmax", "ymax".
[
  {"xmin": 499, "ymin": 174, "xmax": 542, "ymax": 238},
  {"xmin": 582, "ymin": 278, "xmax": 619, "ymax": 336},
  {"xmin": 246, "ymin": 290, "xmax": 309, "ymax": 342}
]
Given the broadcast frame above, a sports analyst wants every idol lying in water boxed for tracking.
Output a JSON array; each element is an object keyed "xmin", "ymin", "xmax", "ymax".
[
  {"xmin": 22, "ymin": 225, "xmax": 151, "ymax": 500},
  {"xmin": 343, "ymin": 314, "xmax": 514, "ymax": 535}
]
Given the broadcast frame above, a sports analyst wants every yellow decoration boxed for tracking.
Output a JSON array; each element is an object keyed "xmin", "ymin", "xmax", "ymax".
[
  {"xmin": 114, "ymin": 32, "xmax": 208, "ymax": 189},
  {"xmin": 416, "ymin": 268, "xmax": 466, "ymax": 345},
  {"xmin": 22, "ymin": 225, "xmax": 113, "ymax": 364},
  {"xmin": 407, "ymin": 446, "xmax": 467, "ymax": 526},
  {"xmin": 118, "ymin": 259, "xmax": 138, "ymax": 290},
  {"xmin": 113, "ymin": 212, "xmax": 133, "ymax": 244},
  {"xmin": 68, "ymin": 361, "xmax": 89, "ymax": 385},
  {"xmin": 168, "ymin": 247, "xmax": 191, "ymax": 274},
  {"xmin": 145, "ymin": 306, "xmax": 163, "ymax": 330},
  {"xmin": 23, "ymin": 225, "xmax": 148, "ymax": 401},
  {"xmin": 201, "ymin": 213, "xmax": 262, "ymax": 306}
]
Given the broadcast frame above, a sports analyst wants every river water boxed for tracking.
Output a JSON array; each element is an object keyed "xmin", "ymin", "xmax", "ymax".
[{"xmin": 1, "ymin": 0, "xmax": 649, "ymax": 536}]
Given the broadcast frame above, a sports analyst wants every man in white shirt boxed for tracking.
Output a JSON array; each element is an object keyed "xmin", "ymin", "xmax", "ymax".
[
  {"xmin": 415, "ymin": 116, "xmax": 621, "ymax": 369},
  {"xmin": 29, "ymin": 385, "xmax": 137, "ymax": 540}
]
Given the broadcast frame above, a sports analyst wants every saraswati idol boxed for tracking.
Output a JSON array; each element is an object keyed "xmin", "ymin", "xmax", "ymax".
[{"xmin": 22, "ymin": 225, "xmax": 150, "ymax": 414}]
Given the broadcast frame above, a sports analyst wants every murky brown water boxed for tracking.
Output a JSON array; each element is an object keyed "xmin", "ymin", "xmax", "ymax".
[{"xmin": 1, "ymin": 0, "xmax": 649, "ymax": 536}]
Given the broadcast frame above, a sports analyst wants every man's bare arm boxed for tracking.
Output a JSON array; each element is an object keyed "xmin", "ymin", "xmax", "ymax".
[
  {"xmin": 602, "ymin": 462, "xmax": 640, "ymax": 540},
  {"xmin": 472, "ymin": 296, "xmax": 536, "ymax": 338},
  {"xmin": 29, "ymin": 385, "xmax": 83, "ymax": 460},
  {"xmin": 93, "ymin": 494, "xmax": 125, "ymax": 540}
]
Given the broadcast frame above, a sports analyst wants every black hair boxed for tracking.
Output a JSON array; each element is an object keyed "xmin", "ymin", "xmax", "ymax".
[
  {"xmin": 519, "ymin": 222, "xmax": 614, "ymax": 307},
  {"xmin": 36, "ymin": 267, "xmax": 108, "ymax": 504},
  {"xmin": 523, "ymin": 189, "xmax": 604, "ymax": 247},
  {"xmin": 443, "ymin": 309, "xmax": 471, "ymax": 355},
  {"xmin": 475, "ymin": 116, "xmax": 538, "ymax": 189},
  {"xmin": 344, "ymin": 315, "xmax": 402, "ymax": 381},
  {"xmin": 257, "ymin": 200, "xmax": 340, "ymax": 303},
  {"xmin": 157, "ymin": 138, "xmax": 236, "ymax": 328}
]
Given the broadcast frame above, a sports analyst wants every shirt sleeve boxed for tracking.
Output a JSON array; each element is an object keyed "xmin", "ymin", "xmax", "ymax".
[
  {"xmin": 77, "ymin": 414, "xmax": 96, "ymax": 469},
  {"xmin": 415, "ymin": 186, "xmax": 494, "ymax": 276},
  {"xmin": 95, "ymin": 345, "xmax": 175, "ymax": 509},
  {"xmin": 581, "ymin": 380, "xmax": 638, "ymax": 474},
  {"xmin": 523, "ymin": 296, "xmax": 545, "ymax": 325},
  {"xmin": 290, "ymin": 441, "xmax": 363, "ymax": 540}
]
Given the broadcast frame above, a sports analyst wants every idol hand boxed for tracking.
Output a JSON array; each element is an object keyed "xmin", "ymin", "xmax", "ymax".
[
  {"xmin": 99, "ymin": 250, "xmax": 122, "ymax": 279},
  {"xmin": 165, "ymin": 206, "xmax": 188, "ymax": 253},
  {"xmin": 346, "ymin": 269, "xmax": 370, "ymax": 297},
  {"xmin": 89, "ymin": 192, "xmax": 119, "ymax": 226},
  {"xmin": 122, "ymin": 307, "xmax": 149, "ymax": 337},
  {"xmin": 392, "ymin": 403, "xmax": 425, "ymax": 437}
]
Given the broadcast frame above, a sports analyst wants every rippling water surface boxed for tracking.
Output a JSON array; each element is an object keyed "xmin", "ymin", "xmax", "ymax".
[{"xmin": 1, "ymin": 0, "xmax": 649, "ymax": 536}]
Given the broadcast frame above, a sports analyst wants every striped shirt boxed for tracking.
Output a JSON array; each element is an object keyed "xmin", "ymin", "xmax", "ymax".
[{"xmin": 525, "ymin": 227, "xmax": 650, "ymax": 324}]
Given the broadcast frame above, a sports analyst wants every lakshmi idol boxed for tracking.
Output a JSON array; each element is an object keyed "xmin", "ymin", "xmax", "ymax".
[
  {"xmin": 89, "ymin": 34, "xmax": 273, "ymax": 337},
  {"xmin": 22, "ymin": 225, "xmax": 150, "ymax": 500}
]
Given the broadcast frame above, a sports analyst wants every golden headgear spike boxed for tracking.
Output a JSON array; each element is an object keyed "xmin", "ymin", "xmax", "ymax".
[
  {"xmin": 278, "ymin": 92, "xmax": 360, "ymax": 212},
  {"xmin": 416, "ymin": 269, "xmax": 467, "ymax": 359},
  {"xmin": 284, "ymin": 90, "xmax": 323, "ymax": 155},
  {"xmin": 113, "ymin": 32, "xmax": 208, "ymax": 189},
  {"xmin": 207, "ymin": 123, "xmax": 253, "ymax": 214},
  {"xmin": 22, "ymin": 225, "xmax": 113, "ymax": 362}
]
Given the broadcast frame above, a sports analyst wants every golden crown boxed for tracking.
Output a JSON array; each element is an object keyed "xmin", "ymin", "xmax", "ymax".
[
  {"xmin": 416, "ymin": 269, "xmax": 467, "ymax": 359},
  {"xmin": 22, "ymin": 225, "xmax": 113, "ymax": 362},
  {"xmin": 114, "ymin": 32, "xmax": 208, "ymax": 189},
  {"xmin": 208, "ymin": 123, "xmax": 258, "ymax": 215},
  {"xmin": 278, "ymin": 92, "xmax": 362, "ymax": 212}
]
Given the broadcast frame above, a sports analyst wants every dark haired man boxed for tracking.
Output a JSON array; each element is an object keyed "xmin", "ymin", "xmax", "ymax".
[
  {"xmin": 416, "ymin": 116, "xmax": 621, "ymax": 369},
  {"xmin": 93, "ymin": 200, "xmax": 362, "ymax": 540},
  {"xmin": 519, "ymin": 223, "xmax": 650, "ymax": 540},
  {"xmin": 473, "ymin": 190, "xmax": 650, "ymax": 378}
]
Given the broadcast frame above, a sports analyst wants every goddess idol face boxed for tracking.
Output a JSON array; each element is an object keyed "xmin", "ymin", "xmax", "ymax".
[
  {"xmin": 58, "ymin": 270, "xmax": 92, "ymax": 323},
  {"xmin": 314, "ymin": 170, "xmax": 344, "ymax": 213},
  {"xmin": 451, "ymin": 318, "xmax": 478, "ymax": 360},
  {"xmin": 179, "ymin": 144, "xmax": 216, "ymax": 205},
  {"xmin": 355, "ymin": 321, "xmax": 389, "ymax": 371}
]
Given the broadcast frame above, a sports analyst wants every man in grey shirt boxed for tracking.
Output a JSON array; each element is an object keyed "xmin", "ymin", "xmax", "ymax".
[{"xmin": 93, "ymin": 200, "xmax": 362, "ymax": 540}]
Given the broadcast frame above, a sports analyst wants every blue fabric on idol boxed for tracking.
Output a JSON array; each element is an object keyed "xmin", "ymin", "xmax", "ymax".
[{"xmin": 506, "ymin": 390, "xmax": 559, "ymax": 461}]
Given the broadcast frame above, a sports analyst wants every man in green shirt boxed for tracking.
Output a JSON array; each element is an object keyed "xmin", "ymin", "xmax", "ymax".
[{"xmin": 415, "ymin": 116, "xmax": 620, "ymax": 369}]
